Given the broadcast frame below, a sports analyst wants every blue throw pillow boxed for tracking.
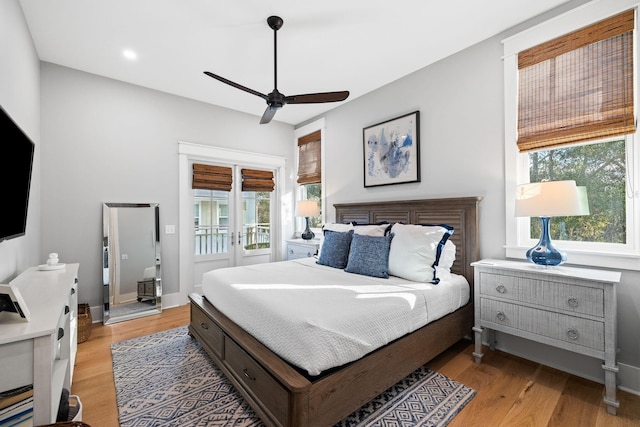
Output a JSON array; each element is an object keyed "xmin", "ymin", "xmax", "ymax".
[
  {"xmin": 344, "ymin": 233, "xmax": 394, "ymax": 278},
  {"xmin": 316, "ymin": 230, "xmax": 354, "ymax": 269}
]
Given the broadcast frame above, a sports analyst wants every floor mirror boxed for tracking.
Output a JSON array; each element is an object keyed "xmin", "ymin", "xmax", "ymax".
[{"xmin": 103, "ymin": 202, "xmax": 161, "ymax": 324}]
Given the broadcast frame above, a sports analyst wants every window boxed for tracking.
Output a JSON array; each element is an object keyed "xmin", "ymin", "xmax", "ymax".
[
  {"xmin": 295, "ymin": 120, "xmax": 325, "ymax": 233},
  {"xmin": 302, "ymin": 184, "xmax": 322, "ymax": 228},
  {"xmin": 504, "ymin": 3, "xmax": 640, "ymax": 270},
  {"xmin": 524, "ymin": 138, "xmax": 628, "ymax": 244}
]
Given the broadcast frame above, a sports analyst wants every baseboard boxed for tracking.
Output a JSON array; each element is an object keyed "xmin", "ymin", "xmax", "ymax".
[
  {"xmin": 619, "ymin": 362, "xmax": 640, "ymax": 396},
  {"xmin": 90, "ymin": 291, "xmax": 182, "ymax": 323}
]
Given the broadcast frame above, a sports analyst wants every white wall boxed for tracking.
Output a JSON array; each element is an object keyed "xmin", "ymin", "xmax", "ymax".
[
  {"xmin": 40, "ymin": 63, "xmax": 294, "ymax": 309},
  {"xmin": 0, "ymin": 0, "xmax": 41, "ymax": 282}
]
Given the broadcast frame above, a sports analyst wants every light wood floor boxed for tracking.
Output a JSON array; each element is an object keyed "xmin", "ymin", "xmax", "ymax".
[{"xmin": 71, "ymin": 304, "xmax": 640, "ymax": 427}]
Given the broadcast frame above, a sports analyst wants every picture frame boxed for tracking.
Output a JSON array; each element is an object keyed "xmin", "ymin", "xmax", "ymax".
[
  {"xmin": 363, "ymin": 111, "xmax": 420, "ymax": 187},
  {"xmin": 0, "ymin": 283, "xmax": 31, "ymax": 321}
]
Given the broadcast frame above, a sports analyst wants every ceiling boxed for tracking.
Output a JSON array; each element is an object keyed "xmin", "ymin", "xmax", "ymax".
[{"xmin": 19, "ymin": 0, "xmax": 569, "ymax": 126}]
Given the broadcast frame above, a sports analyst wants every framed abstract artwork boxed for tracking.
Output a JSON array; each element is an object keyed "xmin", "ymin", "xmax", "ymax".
[{"xmin": 363, "ymin": 111, "xmax": 420, "ymax": 187}]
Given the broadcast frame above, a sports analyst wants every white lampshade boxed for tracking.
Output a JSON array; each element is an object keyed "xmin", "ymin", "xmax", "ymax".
[
  {"xmin": 296, "ymin": 200, "xmax": 319, "ymax": 217},
  {"xmin": 515, "ymin": 180, "xmax": 588, "ymax": 217}
]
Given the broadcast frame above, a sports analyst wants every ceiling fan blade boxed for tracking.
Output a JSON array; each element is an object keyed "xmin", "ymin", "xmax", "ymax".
[
  {"xmin": 260, "ymin": 106, "xmax": 278, "ymax": 124},
  {"xmin": 203, "ymin": 71, "xmax": 268, "ymax": 100},
  {"xmin": 284, "ymin": 91, "xmax": 349, "ymax": 105}
]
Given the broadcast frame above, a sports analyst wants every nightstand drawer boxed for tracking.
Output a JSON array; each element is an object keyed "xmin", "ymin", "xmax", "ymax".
[
  {"xmin": 480, "ymin": 298, "xmax": 519, "ymax": 328},
  {"xmin": 541, "ymin": 281, "xmax": 603, "ymax": 317},
  {"xmin": 481, "ymin": 298, "xmax": 605, "ymax": 351},
  {"xmin": 286, "ymin": 240, "xmax": 319, "ymax": 260},
  {"xmin": 479, "ymin": 272, "xmax": 604, "ymax": 317}
]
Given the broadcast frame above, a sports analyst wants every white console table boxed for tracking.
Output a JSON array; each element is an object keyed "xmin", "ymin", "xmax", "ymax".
[{"xmin": 0, "ymin": 263, "xmax": 79, "ymax": 425}]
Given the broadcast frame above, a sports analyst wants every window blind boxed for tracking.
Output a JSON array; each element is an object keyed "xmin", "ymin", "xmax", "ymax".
[
  {"xmin": 297, "ymin": 130, "xmax": 321, "ymax": 184},
  {"xmin": 192, "ymin": 163, "xmax": 232, "ymax": 191},
  {"xmin": 241, "ymin": 168, "xmax": 275, "ymax": 192},
  {"xmin": 517, "ymin": 9, "xmax": 635, "ymax": 152}
]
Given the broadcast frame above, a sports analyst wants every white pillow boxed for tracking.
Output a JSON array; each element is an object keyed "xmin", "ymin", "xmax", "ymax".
[
  {"xmin": 439, "ymin": 240, "xmax": 456, "ymax": 270},
  {"xmin": 388, "ymin": 223, "xmax": 454, "ymax": 283},
  {"xmin": 353, "ymin": 223, "xmax": 391, "ymax": 236},
  {"xmin": 435, "ymin": 240, "xmax": 456, "ymax": 279},
  {"xmin": 322, "ymin": 223, "xmax": 354, "ymax": 233}
]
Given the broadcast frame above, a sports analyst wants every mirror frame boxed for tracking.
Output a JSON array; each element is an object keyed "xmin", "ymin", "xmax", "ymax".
[{"xmin": 102, "ymin": 202, "xmax": 161, "ymax": 324}]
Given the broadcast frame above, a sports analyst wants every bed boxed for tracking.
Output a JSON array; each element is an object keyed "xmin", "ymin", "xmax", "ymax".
[{"xmin": 188, "ymin": 197, "xmax": 481, "ymax": 426}]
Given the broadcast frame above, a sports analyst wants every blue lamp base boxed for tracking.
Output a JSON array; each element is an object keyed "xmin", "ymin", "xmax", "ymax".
[
  {"xmin": 301, "ymin": 217, "xmax": 315, "ymax": 240},
  {"xmin": 526, "ymin": 216, "xmax": 567, "ymax": 266}
]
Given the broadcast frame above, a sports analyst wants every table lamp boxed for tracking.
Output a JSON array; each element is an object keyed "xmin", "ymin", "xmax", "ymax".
[
  {"xmin": 296, "ymin": 200, "xmax": 319, "ymax": 240},
  {"xmin": 515, "ymin": 180, "xmax": 589, "ymax": 266}
]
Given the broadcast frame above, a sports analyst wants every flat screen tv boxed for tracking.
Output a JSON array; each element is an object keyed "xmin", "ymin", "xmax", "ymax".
[{"xmin": 0, "ymin": 105, "xmax": 34, "ymax": 242}]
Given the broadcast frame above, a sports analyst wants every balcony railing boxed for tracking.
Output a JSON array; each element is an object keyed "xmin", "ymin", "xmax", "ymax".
[{"xmin": 195, "ymin": 225, "xmax": 270, "ymax": 255}]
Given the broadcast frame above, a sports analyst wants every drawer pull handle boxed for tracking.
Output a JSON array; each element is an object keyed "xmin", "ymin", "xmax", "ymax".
[
  {"xmin": 243, "ymin": 368, "xmax": 256, "ymax": 381},
  {"xmin": 567, "ymin": 329, "xmax": 579, "ymax": 340},
  {"xmin": 496, "ymin": 311, "xmax": 506, "ymax": 322},
  {"xmin": 200, "ymin": 322, "xmax": 209, "ymax": 330},
  {"xmin": 567, "ymin": 297, "xmax": 579, "ymax": 308},
  {"xmin": 496, "ymin": 285, "xmax": 506, "ymax": 294}
]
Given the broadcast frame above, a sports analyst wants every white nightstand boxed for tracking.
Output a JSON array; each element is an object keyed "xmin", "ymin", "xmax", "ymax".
[
  {"xmin": 286, "ymin": 239, "xmax": 320, "ymax": 260},
  {"xmin": 471, "ymin": 259, "xmax": 621, "ymax": 415}
]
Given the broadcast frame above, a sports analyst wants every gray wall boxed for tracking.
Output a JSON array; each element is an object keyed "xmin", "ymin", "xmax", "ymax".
[
  {"xmin": 39, "ymin": 63, "xmax": 294, "ymax": 309},
  {"xmin": 0, "ymin": 0, "xmax": 41, "ymax": 282}
]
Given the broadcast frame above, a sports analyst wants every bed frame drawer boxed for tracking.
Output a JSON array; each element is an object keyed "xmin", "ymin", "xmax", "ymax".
[
  {"xmin": 224, "ymin": 336, "xmax": 289, "ymax": 426},
  {"xmin": 190, "ymin": 302, "xmax": 224, "ymax": 358}
]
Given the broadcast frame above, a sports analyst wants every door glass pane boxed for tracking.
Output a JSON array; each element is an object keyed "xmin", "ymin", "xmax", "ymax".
[
  {"xmin": 194, "ymin": 189, "xmax": 229, "ymax": 255},
  {"xmin": 243, "ymin": 191, "xmax": 271, "ymax": 250}
]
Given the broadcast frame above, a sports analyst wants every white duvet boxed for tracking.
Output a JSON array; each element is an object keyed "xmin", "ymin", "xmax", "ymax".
[{"xmin": 201, "ymin": 257, "xmax": 470, "ymax": 376}]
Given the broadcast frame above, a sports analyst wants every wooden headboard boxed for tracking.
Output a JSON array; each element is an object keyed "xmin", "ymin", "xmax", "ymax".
[{"xmin": 334, "ymin": 197, "xmax": 481, "ymax": 285}]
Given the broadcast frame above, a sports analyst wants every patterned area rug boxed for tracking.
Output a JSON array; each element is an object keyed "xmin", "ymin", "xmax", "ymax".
[{"xmin": 111, "ymin": 327, "xmax": 475, "ymax": 427}]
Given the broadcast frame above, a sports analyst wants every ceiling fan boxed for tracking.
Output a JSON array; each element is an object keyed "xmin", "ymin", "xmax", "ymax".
[{"xmin": 204, "ymin": 16, "xmax": 349, "ymax": 124}]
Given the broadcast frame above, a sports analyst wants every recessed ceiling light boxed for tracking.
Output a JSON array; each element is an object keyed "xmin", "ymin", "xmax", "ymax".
[{"xmin": 122, "ymin": 49, "xmax": 137, "ymax": 61}]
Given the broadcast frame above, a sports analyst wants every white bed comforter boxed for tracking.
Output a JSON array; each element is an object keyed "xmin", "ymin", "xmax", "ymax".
[{"xmin": 201, "ymin": 257, "xmax": 470, "ymax": 376}]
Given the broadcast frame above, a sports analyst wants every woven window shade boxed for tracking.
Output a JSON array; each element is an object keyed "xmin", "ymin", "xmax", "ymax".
[
  {"xmin": 297, "ymin": 130, "xmax": 321, "ymax": 185},
  {"xmin": 517, "ymin": 9, "xmax": 635, "ymax": 153},
  {"xmin": 241, "ymin": 168, "xmax": 275, "ymax": 192},
  {"xmin": 192, "ymin": 163, "xmax": 232, "ymax": 191}
]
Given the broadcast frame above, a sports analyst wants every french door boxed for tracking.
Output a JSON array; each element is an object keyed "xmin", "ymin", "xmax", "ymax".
[
  {"xmin": 193, "ymin": 165, "xmax": 275, "ymax": 279},
  {"xmin": 178, "ymin": 141, "xmax": 285, "ymax": 304}
]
